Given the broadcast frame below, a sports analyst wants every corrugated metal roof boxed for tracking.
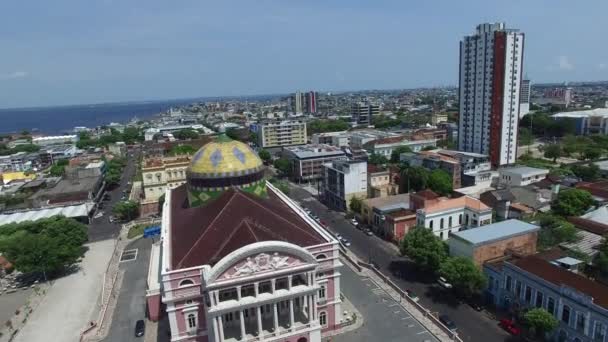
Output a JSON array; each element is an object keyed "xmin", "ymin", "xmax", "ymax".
[
  {"xmin": 452, "ymin": 219, "xmax": 539, "ymax": 246},
  {"xmin": 0, "ymin": 202, "xmax": 94, "ymax": 225}
]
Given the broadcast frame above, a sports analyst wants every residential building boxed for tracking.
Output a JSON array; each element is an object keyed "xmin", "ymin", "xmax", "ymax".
[
  {"xmin": 553, "ymin": 108, "xmax": 608, "ymax": 135},
  {"xmin": 519, "ymin": 79, "xmax": 531, "ymax": 118},
  {"xmin": 536, "ymin": 87, "xmax": 573, "ymax": 107},
  {"xmin": 351, "ymin": 103, "xmax": 380, "ymax": 126},
  {"xmin": 348, "ymin": 130, "xmax": 397, "ymax": 148},
  {"xmin": 32, "ymin": 175, "xmax": 103, "ymax": 207},
  {"xmin": 291, "ymin": 91, "xmax": 304, "ymax": 113},
  {"xmin": 400, "ymin": 151, "xmax": 462, "ymax": 189},
  {"xmin": 282, "ymin": 145, "xmax": 346, "ymax": 182},
  {"xmin": 145, "ymin": 138, "xmax": 342, "ymax": 342},
  {"xmin": 458, "ymin": 22, "xmax": 525, "ymax": 167},
  {"xmin": 0, "ymin": 152, "xmax": 33, "ymax": 172},
  {"xmin": 411, "ymin": 128, "xmax": 448, "ymax": 142},
  {"xmin": 431, "ymin": 113, "xmax": 448, "ymax": 125},
  {"xmin": 367, "ymin": 164, "xmax": 398, "ymax": 198},
  {"xmin": 498, "ymin": 166, "xmax": 549, "ymax": 187},
  {"xmin": 306, "ymin": 91, "xmax": 318, "ymax": 114},
  {"xmin": 576, "ymin": 180, "xmax": 608, "ymax": 202},
  {"xmin": 321, "ymin": 159, "xmax": 367, "ymax": 212},
  {"xmin": 415, "ymin": 195, "xmax": 492, "ymax": 240},
  {"xmin": 484, "ymin": 255, "xmax": 608, "ymax": 342},
  {"xmin": 360, "ymin": 193, "xmax": 410, "ymax": 228},
  {"xmin": 383, "ymin": 209, "xmax": 417, "ymax": 242},
  {"xmin": 108, "ymin": 141, "xmax": 127, "ymax": 157},
  {"xmin": 436, "ymin": 150, "xmax": 492, "ymax": 186},
  {"xmin": 311, "ymin": 132, "xmax": 348, "ymax": 146},
  {"xmin": 141, "ymin": 155, "xmax": 190, "ymax": 216},
  {"xmin": 448, "ymin": 219, "xmax": 539, "ymax": 266},
  {"xmin": 258, "ymin": 120, "xmax": 307, "ymax": 148},
  {"xmin": 144, "ymin": 124, "xmax": 205, "ymax": 141},
  {"xmin": 364, "ymin": 136, "xmax": 436, "ymax": 158},
  {"xmin": 32, "ymin": 135, "xmax": 78, "ymax": 147}
]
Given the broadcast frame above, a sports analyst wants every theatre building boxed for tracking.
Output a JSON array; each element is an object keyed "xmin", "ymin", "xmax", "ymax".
[{"xmin": 146, "ymin": 136, "xmax": 342, "ymax": 342}]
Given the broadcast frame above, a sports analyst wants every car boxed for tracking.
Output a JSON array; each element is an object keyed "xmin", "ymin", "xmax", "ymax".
[
  {"xmin": 364, "ymin": 229, "xmax": 373, "ymax": 236},
  {"xmin": 335, "ymin": 233, "xmax": 342, "ymax": 240},
  {"xmin": 406, "ymin": 289, "xmax": 419, "ymax": 302},
  {"xmin": 499, "ymin": 319, "xmax": 521, "ymax": 336},
  {"xmin": 109, "ymin": 216, "xmax": 116, "ymax": 223},
  {"xmin": 467, "ymin": 299, "xmax": 483, "ymax": 312},
  {"xmin": 341, "ymin": 239, "xmax": 351, "ymax": 247},
  {"xmin": 350, "ymin": 218, "xmax": 359, "ymax": 226},
  {"xmin": 437, "ymin": 277, "xmax": 453, "ymax": 289},
  {"xmin": 134, "ymin": 319, "xmax": 145, "ymax": 337},
  {"xmin": 439, "ymin": 315, "xmax": 457, "ymax": 331}
]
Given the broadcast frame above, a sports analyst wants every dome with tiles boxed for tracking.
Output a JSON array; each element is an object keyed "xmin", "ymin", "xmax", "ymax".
[{"xmin": 186, "ymin": 135, "xmax": 265, "ymax": 195}]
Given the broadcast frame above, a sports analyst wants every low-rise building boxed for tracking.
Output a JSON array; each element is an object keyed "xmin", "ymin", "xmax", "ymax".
[
  {"xmin": 553, "ymin": 108, "xmax": 608, "ymax": 135},
  {"xmin": 448, "ymin": 219, "xmax": 539, "ymax": 266},
  {"xmin": 576, "ymin": 181, "xmax": 608, "ymax": 202},
  {"xmin": 367, "ymin": 164, "xmax": 398, "ymax": 198},
  {"xmin": 32, "ymin": 135, "xmax": 78, "ymax": 146},
  {"xmin": 108, "ymin": 141, "xmax": 127, "ymax": 157},
  {"xmin": 348, "ymin": 130, "xmax": 397, "ymax": 148},
  {"xmin": 484, "ymin": 255, "xmax": 608, "ymax": 342},
  {"xmin": 141, "ymin": 155, "xmax": 190, "ymax": 215},
  {"xmin": 498, "ymin": 166, "xmax": 550, "ymax": 187},
  {"xmin": 401, "ymin": 151, "xmax": 462, "ymax": 189},
  {"xmin": 383, "ymin": 209, "xmax": 417, "ymax": 242},
  {"xmin": 257, "ymin": 120, "xmax": 307, "ymax": 148},
  {"xmin": 364, "ymin": 136, "xmax": 436, "ymax": 158},
  {"xmin": 415, "ymin": 195, "xmax": 492, "ymax": 240},
  {"xmin": 311, "ymin": 131, "xmax": 348, "ymax": 146},
  {"xmin": 0, "ymin": 152, "xmax": 34, "ymax": 172},
  {"xmin": 282, "ymin": 145, "xmax": 346, "ymax": 182},
  {"xmin": 431, "ymin": 113, "xmax": 448, "ymax": 125},
  {"xmin": 437, "ymin": 150, "xmax": 492, "ymax": 186},
  {"xmin": 321, "ymin": 159, "xmax": 367, "ymax": 212},
  {"xmin": 351, "ymin": 102, "xmax": 380, "ymax": 125},
  {"xmin": 360, "ymin": 193, "xmax": 410, "ymax": 228},
  {"xmin": 32, "ymin": 175, "xmax": 103, "ymax": 206}
]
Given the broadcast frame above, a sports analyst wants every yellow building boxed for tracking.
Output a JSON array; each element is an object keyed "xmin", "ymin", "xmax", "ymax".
[
  {"xmin": 0, "ymin": 171, "xmax": 36, "ymax": 185},
  {"xmin": 142, "ymin": 156, "xmax": 191, "ymax": 202},
  {"xmin": 258, "ymin": 120, "xmax": 307, "ymax": 148}
]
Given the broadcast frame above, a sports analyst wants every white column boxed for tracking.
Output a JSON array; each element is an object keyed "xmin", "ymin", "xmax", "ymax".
[
  {"xmin": 273, "ymin": 302, "xmax": 279, "ymax": 332},
  {"xmin": 312, "ymin": 293, "xmax": 318, "ymax": 320},
  {"xmin": 308, "ymin": 295, "xmax": 314, "ymax": 320},
  {"xmin": 289, "ymin": 299, "xmax": 295, "ymax": 328},
  {"xmin": 237, "ymin": 286, "xmax": 242, "ymax": 300},
  {"xmin": 213, "ymin": 317, "xmax": 220, "ymax": 342},
  {"xmin": 256, "ymin": 306, "xmax": 263, "ymax": 337},
  {"xmin": 218, "ymin": 316, "xmax": 225, "ymax": 341},
  {"xmin": 239, "ymin": 310, "xmax": 246, "ymax": 340},
  {"xmin": 288, "ymin": 275, "xmax": 293, "ymax": 290},
  {"xmin": 271, "ymin": 279, "xmax": 276, "ymax": 293},
  {"xmin": 254, "ymin": 282, "xmax": 259, "ymax": 297}
]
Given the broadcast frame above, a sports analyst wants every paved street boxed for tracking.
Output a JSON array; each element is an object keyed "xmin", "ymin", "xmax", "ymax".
[
  {"xmin": 288, "ymin": 184, "xmax": 511, "ymax": 342},
  {"xmin": 332, "ymin": 265, "xmax": 439, "ymax": 342},
  {"xmin": 104, "ymin": 237, "xmax": 153, "ymax": 342},
  {"xmin": 89, "ymin": 148, "xmax": 140, "ymax": 242}
]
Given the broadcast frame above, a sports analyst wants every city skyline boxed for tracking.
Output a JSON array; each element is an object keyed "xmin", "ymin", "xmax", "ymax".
[{"xmin": 1, "ymin": 0, "xmax": 608, "ymax": 108}]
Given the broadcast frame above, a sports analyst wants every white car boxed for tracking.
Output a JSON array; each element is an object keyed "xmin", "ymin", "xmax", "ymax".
[
  {"xmin": 341, "ymin": 239, "xmax": 351, "ymax": 247},
  {"xmin": 437, "ymin": 277, "xmax": 453, "ymax": 289},
  {"xmin": 350, "ymin": 218, "xmax": 359, "ymax": 226}
]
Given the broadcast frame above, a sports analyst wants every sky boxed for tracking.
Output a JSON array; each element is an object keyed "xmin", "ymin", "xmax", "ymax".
[{"xmin": 1, "ymin": 0, "xmax": 607, "ymax": 108}]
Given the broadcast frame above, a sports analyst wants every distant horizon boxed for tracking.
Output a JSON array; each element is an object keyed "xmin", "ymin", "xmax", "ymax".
[{"xmin": 1, "ymin": 79, "xmax": 605, "ymax": 111}]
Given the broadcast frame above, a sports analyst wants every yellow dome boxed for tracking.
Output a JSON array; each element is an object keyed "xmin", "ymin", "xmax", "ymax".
[{"xmin": 187, "ymin": 138, "xmax": 263, "ymax": 177}]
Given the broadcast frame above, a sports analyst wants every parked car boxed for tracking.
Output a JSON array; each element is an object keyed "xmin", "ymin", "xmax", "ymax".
[
  {"xmin": 341, "ymin": 239, "xmax": 351, "ymax": 247},
  {"xmin": 467, "ymin": 299, "xmax": 483, "ymax": 312},
  {"xmin": 364, "ymin": 229, "xmax": 373, "ymax": 236},
  {"xmin": 350, "ymin": 218, "xmax": 359, "ymax": 227},
  {"xmin": 406, "ymin": 289, "xmax": 419, "ymax": 302},
  {"xmin": 439, "ymin": 315, "xmax": 457, "ymax": 331},
  {"xmin": 499, "ymin": 319, "xmax": 520, "ymax": 336},
  {"xmin": 135, "ymin": 319, "xmax": 145, "ymax": 337},
  {"xmin": 437, "ymin": 277, "xmax": 453, "ymax": 289},
  {"xmin": 335, "ymin": 233, "xmax": 342, "ymax": 240}
]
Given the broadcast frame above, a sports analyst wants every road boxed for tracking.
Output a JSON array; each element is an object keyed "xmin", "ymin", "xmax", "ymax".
[
  {"xmin": 288, "ymin": 184, "xmax": 511, "ymax": 342},
  {"xmin": 88, "ymin": 147, "xmax": 140, "ymax": 242}
]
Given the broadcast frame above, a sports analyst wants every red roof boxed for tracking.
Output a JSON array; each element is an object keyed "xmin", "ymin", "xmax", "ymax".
[
  {"xmin": 567, "ymin": 216, "xmax": 608, "ymax": 236},
  {"xmin": 512, "ymin": 256, "xmax": 608, "ymax": 309},
  {"xmin": 367, "ymin": 164, "xmax": 387, "ymax": 173},
  {"xmin": 169, "ymin": 185, "xmax": 326, "ymax": 269},
  {"xmin": 414, "ymin": 189, "xmax": 439, "ymax": 200}
]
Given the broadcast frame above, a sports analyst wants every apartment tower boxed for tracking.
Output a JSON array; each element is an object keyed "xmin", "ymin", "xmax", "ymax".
[{"xmin": 458, "ymin": 22, "xmax": 525, "ymax": 167}]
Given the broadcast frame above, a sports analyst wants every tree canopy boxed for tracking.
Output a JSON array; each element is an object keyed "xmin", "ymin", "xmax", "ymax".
[
  {"xmin": 273, "ymin": 158, "xmax": 291, "ymax": 176},
  {"xmin": 169, "ymin": 144, "xmax": 197, "ymax": 156},
  {"xmin": 439, "ymin": 256, "xmax": 487, "ymax": 297},
  {"xmin": 173, "ymin": 129, "xmax": 199, "ymax": 140},
  {"xmin": 400, "ymin": 227, "xmax": 448, "ymax": 272},
  {"xmin": 542, "ymin": 144, "xmax": 562, "ymax": 163},
  {"xmin": 112, "ymin": 200, "xmax": 139, "ymax": 221},
  {"xmin": 427, "ymin": 169, "xmax": 453, "ymax": 196},
  {"xmin": 551, "ymin": 189, "xmax": 595, "ymax": 217},
  {"xmin": 258, "ymin": 149, "xmax": 272, "ymax": 162},
  {"xmin": 368, "ymin": 153, "xmax": 389, "ymax": 166},
  {"xmin": 400, "ymin": 166, "xmax": 429, "ymax": 193},
  {"xmin": 536, "ymin": 213, "xmax": 580, "ymax": 250},
  {"xmin": 349, "ymin": 196, "xmax": 362, "ymax": 213},
  {"xmin": 524, "ymin": 308, "xmax": 559, "ymax": 337},
  {"xmin": 104, "ymin": 158, "xmax": 126, "ymax": 188},
  {"xmin": 0, "ymin": 216, "xmax": 88, "ymax": 277},
  {"xmin": 390, "ymin": 146, "xmax": 412, "ymax": 163},
  {"xmin": 307, "ymin": 119, "xmax": 350, "ymax": 135}
]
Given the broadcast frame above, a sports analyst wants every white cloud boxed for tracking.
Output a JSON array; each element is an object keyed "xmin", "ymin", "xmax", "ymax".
[
  {"xmin": 557, "ymin": 56, "xmax": 573, "ymax": 70},
  {"xmin": 0, "ymin": 71, "xmax": 28, "ymax": 80}
]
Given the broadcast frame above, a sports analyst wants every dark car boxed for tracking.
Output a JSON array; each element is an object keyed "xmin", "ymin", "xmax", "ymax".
[
  {"xmin": 439, "ymin": 314, "xmax": 457, "ymax": 331},
  {"xmin": 135, "ymin": 320, "xmax": 145, "ymax": 337}
]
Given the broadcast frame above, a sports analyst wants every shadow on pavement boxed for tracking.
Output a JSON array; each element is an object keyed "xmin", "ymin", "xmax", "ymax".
[
  {"xmin": 387, "ymin": 259, "xmax": 434, "ymax": 284},
  {"xmin": 424, "ymin": 286, "xmax": 461, "ymax": 309},
  {"xmin": 156, "ymin": 315, "xmax": 170, "ymax": 342}
]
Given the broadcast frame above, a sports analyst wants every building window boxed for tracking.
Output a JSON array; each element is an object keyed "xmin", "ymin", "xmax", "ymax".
[
  {"xmin": 576, "ymin": 313, "xmax": 585, "ymax": 332},
  {"xmin": 187, "ymin": 313, "xmax": 197, "ymax": 329},
  {"xmin": 440, "ymin": 218, "xmax": 444, "ymax": 229},
  {"xmin": 562, "ymin": 305, "xmax": 571, "ymax": 325},
  {"xmin": 429, "ymin": 220, "xmax": 433, "ymax": 229},
  {"xmin": 319, "ymin": 285, "xmax": 326, "ymax": 299},
  {"xmin": 524, "ymin": 286, "xmax": 532, "ymax": 304},
  {"xmin": 319, "ymin": 311, "xmax": 327, "ymax": 327},
  {"xmin": 515, "ymin": 281, "xmax": 521, "ymax": 297},
  {"xmin": 448, "ymin": 216, "xmax": 452, "ymax": 228},
  {"xmin": 594, "ymin": 322, "xmax": 606, "ymax": 341},
  {"xmin": 316, "ymin": 254, "xmax": 327, "ymax": 260},
  {"xmin": 505, "ymin": 275, "xmax": 512, "ymax": 291},
  {"xmin": 535, "ymin": 291, "xmax": 543, "ymax": 308},
  {"xmin": 547, "ymin": 297, "xmax": 555, "ymax": 315},
  {"xmin": 179, "ymin": 279, "xmax": 194, "ymax": 287}
]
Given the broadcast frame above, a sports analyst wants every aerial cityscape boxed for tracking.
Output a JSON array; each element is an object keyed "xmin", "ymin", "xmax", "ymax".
[{"xmin": 2, "ymin": 2, "xmax": 608, "ymax": 342}]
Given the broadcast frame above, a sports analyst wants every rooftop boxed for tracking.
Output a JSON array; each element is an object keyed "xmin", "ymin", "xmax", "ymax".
[
  {"xmin": 362, "ymin": 193, "xmax": 410, "ymax": 210},
  {"xmin": 511, "ymin": 255, "xmax": 608, "ymax": 310},
  {"xmin": 451, "ymin": 219, "xmax": 539, "ymax": 246},
  {"xmin": 0, "ymin": 202, "xmax": 94, "ymax": 225},
  {"xmin": 553, "ymin": 108, "xmax": 608, "ymax": 118},
  {"xmin": 499, "ymin": 166, "xmax": 549, "ymax": 177},
  {"xmin": 283, "ymin": 144, "xmax": 345, "ymax": 159},
  {"xmin": 581, "ymin": 205, "xmax": 608, "ymax": 225},
  {"xmin": 423, "ymin": 196, "xmax": 490, "ymax": 214}
]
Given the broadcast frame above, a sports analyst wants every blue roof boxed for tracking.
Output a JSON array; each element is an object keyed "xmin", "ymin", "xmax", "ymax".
[{"xmin": 452, "ymin": 219, "xmax": 539, "ymax": 246}]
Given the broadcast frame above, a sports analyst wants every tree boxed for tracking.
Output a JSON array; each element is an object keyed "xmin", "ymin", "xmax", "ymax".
[
  {"xmin": 524, "ymin": 308, "xmax": 559, "ymax": 338},
  {"xmin": 422, "ymin": 145, "xmax": 436, "ymax": 151},
  {"xmin": 551, "ymin": 189, "xmax": 595, "ymax": 217},
  {"xmin": 307, "ymin": 119, "xmax": 349, "ymax": 135},
  {"xmin": 390, "ymin": 146, "xmax": 412, "ymax": 163},
  {"xmin": 112, "ymin": 200, "xmax": 139, "ymax": 221},
  {"xmin": 400, "ymin": 227, "xmax": 448, "ymax": 272},
  {"xmin": 439, "ymin": 256, "xmax": 487, "ymax": 297},
  {"xmin": 49, "ymin": 164, "xmax": 66, "ymax": 177},
  {"xmin": 518, "ymin": 127, "xmax": 534, "ymax": 146},
  {"xmin": 595, "ymin": 238, "xmax": 608, "ymax": 277},
  {"xmin": 173, "ymin": 129, "xmax": 199, "ymax": 140},
  {"xmin": 169, "ymin": 144, "xmax": 196, "ymax": 156},
  {"xmin": 273, "ymin": 158, "xmax": 291, "ymax": 176},
  {"xmin": 400, "ymin": 166, "xmax": 429, "ymax": 193},
  {"xmin": 427, "ymin": 169, "xmax": 453, "ymax": 196},
  {"xmin": 105, "ymin": 169, "xmax": 122, "ymax": 187},
  {"xmin": 543, "ymin": 144, "xmax": 562, "ymax": 163},
  {"xmin": 570, "ymin": 163, "xmax": 600, "ymax": 182},
  {"xmin": 582, "ymin": 147, "xmax": 602, "ymax": 161},
  {"xmin": 0, "ymin": 216, "xmax": 88, "ymax": 277},
  {"xmin": 349, "ymin": 196, "xmax": 362, "ymax": 213},
  {"xmin": 258, "ymin": 149, "xmax": 272, "ymax": 163},
  {"xmin": 536, "ymin": 213, "xmax": 580, "ymax": 250},
  {"xmin": 368, "ymin": 153, "xmax": 388, "ymax": 165},
  {"xmin": 158, "ymin": 194, "xmax": 165, "ymax": 213}
]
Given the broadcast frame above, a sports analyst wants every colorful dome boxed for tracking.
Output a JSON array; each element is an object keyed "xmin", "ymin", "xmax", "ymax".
[{"xmin": 186, "ymin": 137, "xmax": 265, "ymax": 195}]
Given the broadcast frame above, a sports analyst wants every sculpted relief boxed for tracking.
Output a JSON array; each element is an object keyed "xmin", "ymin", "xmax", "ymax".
[{"xmin": 225, "ymin": 253, "xmax": 296, "ymax": 279}]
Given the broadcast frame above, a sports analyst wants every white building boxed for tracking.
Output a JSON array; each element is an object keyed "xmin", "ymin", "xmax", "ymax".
[
  {"xmin": 458, "ymin": 22, "xmax": 525, "ymax": 167},
  {"xmin": 520, "ymin": 79, "xmax": 531, "ymax": 118},
  {"xmin": 498, "ymin": 166, "xmax": 549, "ymax": 187},
  {"xmin": 258, "ymin": 120, "xmax": 307, "ymax": 148},
  {"xmin": 553, "ymin": 108, "xmax": 608, "ymax": 135},
  {"xmin": 322, "ymin": 159, "xmax": 368, "ymax": 212},
  {"xmin": 364, "ymin": 136, "xmax": 437, "ymax": 157},
  {"xmin": 32, "ymin": 135, "xmax": 78, "ymax": 147}
]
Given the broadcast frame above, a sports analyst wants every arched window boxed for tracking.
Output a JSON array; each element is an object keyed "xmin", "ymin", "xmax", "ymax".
[
  {"xmin": 316, "ymin": 254, "xmax": 327, "ymax": 260},
  {"xmin": 440, "ymin": 218, "xmax": 444, "ymax": 229},
  {"xmin": 187, "ymin": 313, "xmax": 197, "ymax": 329},
  {"xmin": 319, "ymin": 311, "xmax": 327, "ymax": 327},
  {"xmin": 429, "ymin": 220, "xmax": 433, "ymax": 229},
  {"xmin": 448, "ymin": 216, "xmax": 452, "ymax": 228},
  {"xmin": 319, "ymin": 285, "xmax": 326, "ymax": 299},
  {"xmin": 459, "ymin": 214, "xmax": 462, "ymax": 225},
  {"xmin": 297, "ymin": 338, "xmax": 308, "ymax": 342},
  {"xmin": 179, "ymin": 279, "xmax": 194, "ymax": 287}
]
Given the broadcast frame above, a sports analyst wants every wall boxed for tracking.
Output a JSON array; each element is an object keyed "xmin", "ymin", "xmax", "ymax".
[{"xmin": 472, "ymin": 232, "xmax": 537, "ymax": 266}]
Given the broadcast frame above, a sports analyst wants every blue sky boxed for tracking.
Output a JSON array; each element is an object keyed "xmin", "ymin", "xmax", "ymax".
[{"xmin": 1, "ymin": 0, "xmax": 607, "ymax": 108}]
